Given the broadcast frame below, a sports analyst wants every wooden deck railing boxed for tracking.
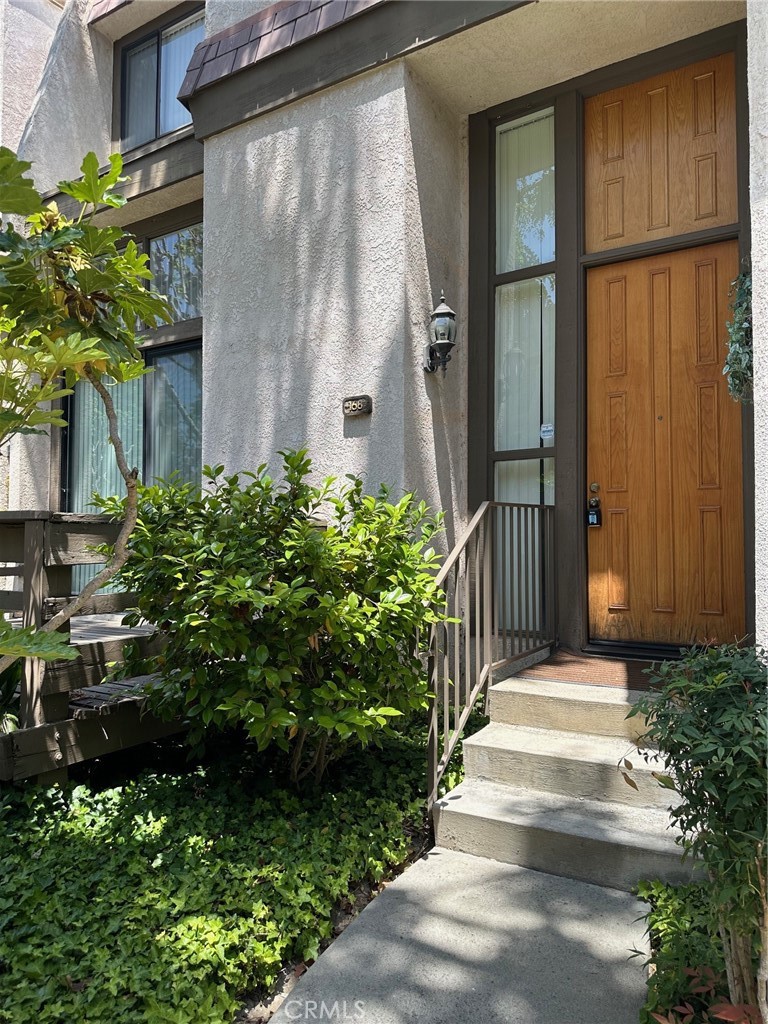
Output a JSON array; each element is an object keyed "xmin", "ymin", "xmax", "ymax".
[
  {"xmin": 0, "ymin": 512, "xmax": 174, "ymax": 782},
  {"xmin": 427, "ymin": 501, "xmax": 556, "ymax": 809}
]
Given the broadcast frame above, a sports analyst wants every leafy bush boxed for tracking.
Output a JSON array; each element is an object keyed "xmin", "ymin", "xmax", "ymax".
[
  {"xmin": 648, "ymin": 970, "xmax": 761, "ymax": 1024},
  {"xmin": 0, "ymin": 732, "xmax": 426, "ymax": 1024},
  {"xmin": 99, "ymin": 450, "xmax": 446, "ymax": 784},
  {"xmin": 636, "ymin": 880, "xmax": 727, "ymax": 1023},
  {"xmin": 724, "ymin": 267, "xmax": 752, "ymax": 403},
  {"xmin": 630, "ymin": 646, "xmax": 767, "ymax": 1016}
]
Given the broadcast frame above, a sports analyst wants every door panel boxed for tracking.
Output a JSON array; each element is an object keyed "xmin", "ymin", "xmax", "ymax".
[
  {"xmin": 584, "ymin": 54, "xmax": 737, "ymax": 253},
  {"xmin": 587, "ymin": 241, "xmax": 744, "ymax": 644}
]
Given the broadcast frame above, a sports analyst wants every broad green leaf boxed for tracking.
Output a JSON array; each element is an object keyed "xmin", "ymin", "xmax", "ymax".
[
  {"xmin": 0, "ymin": 620, "xmax": 78, "ymax": 661},
  {"xmin": 0, "ymin": 147, "xmax": 43, "ymax": 215}
]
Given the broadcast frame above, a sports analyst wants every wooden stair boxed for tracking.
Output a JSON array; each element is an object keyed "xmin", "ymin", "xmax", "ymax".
[
  {"xmin": 69, "ymin": 674, "xmax": 160, "ymax": 719},
  {"xmin": 1, "ymin": 621, "xmax": 182, "ymax": 782}
]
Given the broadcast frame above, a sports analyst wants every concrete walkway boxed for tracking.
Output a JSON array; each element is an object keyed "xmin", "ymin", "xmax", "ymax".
[{"xmin": 270, "ymin": 847, "xmax": 648, "ymax": 1024}]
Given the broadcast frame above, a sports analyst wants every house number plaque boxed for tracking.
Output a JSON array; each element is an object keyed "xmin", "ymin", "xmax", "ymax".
[{"xmin": 342, "ymin": 395, "xmax": 372, "ymax": 417}]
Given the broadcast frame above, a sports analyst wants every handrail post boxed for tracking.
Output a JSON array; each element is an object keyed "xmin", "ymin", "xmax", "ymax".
[
  {"xmin": 20, "ymin": 519, "xmax": 45, "ymax": 729},
  {"xmin": 482, "ymin": 506, "xmax": 493, "ymax": 705},
  {"xmin": 426, "ymin": 626, "xmax": 438, "ymax": 813},
  {"xmin": 548, "ymin": 506, "xmax": 557, "ymax": 642},
  {"xmin": 427, "ymin": 500, "xmax": 557, "ymax": 809}
]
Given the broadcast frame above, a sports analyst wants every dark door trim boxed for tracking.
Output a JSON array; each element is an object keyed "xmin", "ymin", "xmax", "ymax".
[{"xmin": 467, "ymin": 18, "xmax": 752, "ymax": 653}]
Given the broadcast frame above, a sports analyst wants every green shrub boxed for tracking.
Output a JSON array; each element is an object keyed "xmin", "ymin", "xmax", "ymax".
[
  {"xmin": 99, "ymin": 450, "xmax": 446, "ymax": 784},
  {"xmin": 630, "ymin": 645, "xmax": 767, "ymax": 1015},
  {"xmin": 636, "ymin": 880, "xmax": 727, "ymax": 1024},
  {"xmin": 724, "ymin": 267, "xmax": 752, "ymax": 403},
  {"xmin": 0, "ymin": 733, "xmax": 426, "ymax": 1024}
]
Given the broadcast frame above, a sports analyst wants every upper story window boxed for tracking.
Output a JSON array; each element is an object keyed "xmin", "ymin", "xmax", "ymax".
[
  {"xmin": 122, "ymin": 9, "xmax": 204, "ymax": 151},
  {"xmin": 149, "ymin": 222, "xmax": 203, "ymax": 321},
  {"xmin": 66, "ymin": 210, "xmax": 204, "ymax": 520}
]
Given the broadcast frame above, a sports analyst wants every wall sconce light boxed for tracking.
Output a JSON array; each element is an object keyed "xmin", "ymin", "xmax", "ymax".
[{"xmin": 424, "ymin": 291, "xmax": 457, "ymax": 374}]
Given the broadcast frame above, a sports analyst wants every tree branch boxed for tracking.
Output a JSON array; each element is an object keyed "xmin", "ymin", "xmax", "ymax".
[{"xmin": 0, "ymin": 365, "xmax": 139, "ymax": 676}]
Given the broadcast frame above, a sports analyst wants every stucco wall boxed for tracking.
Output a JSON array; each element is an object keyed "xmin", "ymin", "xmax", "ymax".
[
  {"xmin": 409, "ymin": 0, "xmax": 745, "ymax": 117},
  {"xmin": 0, "ymin": 0, "xmax": 61, "ymax": 511},
  {"xmin": 205, "ymin": 0, "xmax": 272, "ymax": 37},
  {"xmin": 403, "ymin": 68, "xmax": 466, "ymax": 542},
  {"xmin": 202, "ymin": 61, "xmax": 469, "ymax": 544},
  {"xmin": 8, "ymin": 0, "xmax": 110, "ymax": 510},
  {"xmin": 17, "ymin": 0, "xmax": 112, "ymax": 191},
  {"xmin": 747, "ymin": 0, "xmax": 768, "ymax": 646},
  {"xmin": 0, "ymin": 0, "xmax": 61, "ymax": 152}
]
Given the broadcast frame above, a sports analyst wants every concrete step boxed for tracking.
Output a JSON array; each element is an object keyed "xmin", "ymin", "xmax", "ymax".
[
  {"xmin": 489, "ymin": 677, "xmax": 649, "ymax": 740},
  {"xmin": 434, "ymin": 778, "xmax": 694, "ymax": 891},
  {"xmin": 463, "ymin": 722, "xmax": 669, "ymax": 807}
]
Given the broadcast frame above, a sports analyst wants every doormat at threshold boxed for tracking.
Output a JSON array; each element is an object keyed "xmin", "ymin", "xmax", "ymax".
[{"xmin": 518, "ymin": 652, "xmax": 656, "ymax": 690}]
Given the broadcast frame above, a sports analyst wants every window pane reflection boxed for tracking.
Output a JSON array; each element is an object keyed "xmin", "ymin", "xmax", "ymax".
[
  {"xmin": 148, "ymin": 347, "xmax": 203, "ymax": 484},
  {"xmin": 160, "ymin": 13, "xmax": 204, "ymax": 135},
  {"xmin": 149, "ymin": 223, "xmax": 203, "ymax": 321},
  {"xmin": 494, "ymin": 458, "xmax": 555, "ymax": 506},
  {"xmin": 495, "ymin": 275, "xmax": 555, "ymax": 452},
  {"xmin": 124, "ymin": 38, "xmax": 157, "ymax": 151},
  {"xmin": 496, "ymin": 108, "xmax": 555, "ymax": 273}
]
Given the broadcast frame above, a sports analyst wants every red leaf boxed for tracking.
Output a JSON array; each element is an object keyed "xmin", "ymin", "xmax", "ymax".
[
  {"xmin": 651, "ymin": 1013, "xmax": 674, "ymax": 1024},
  {"xmin": 711, "ymin": 1006, "xmax": 747, "ymax": 1022}
]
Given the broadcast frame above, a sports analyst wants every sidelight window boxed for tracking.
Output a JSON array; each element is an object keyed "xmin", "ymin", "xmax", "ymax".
[{"xmin": 493, "ymin": 108, "xmax": 556, "ymax": 506}]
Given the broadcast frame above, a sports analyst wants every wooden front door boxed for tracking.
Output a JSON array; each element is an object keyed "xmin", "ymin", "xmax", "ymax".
[{"xmin": 587, "ymin": 241, "xmax": 745, "ymax": 644}]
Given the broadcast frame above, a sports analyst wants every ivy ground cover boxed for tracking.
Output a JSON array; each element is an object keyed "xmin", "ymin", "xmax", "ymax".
[{"xmin": 0, "ymin": 732, "xmax": 426, "ymax": 1024}]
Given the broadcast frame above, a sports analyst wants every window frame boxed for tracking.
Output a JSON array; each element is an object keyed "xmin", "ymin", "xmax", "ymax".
[
  {"xmin": 113, "ymin": 3, "xmax": 205, "ymax": 155},
  {"xmin": 128, "ymin": 201, "xmax": 204, "ymax": 349},
  {"xmin": 490, "ymin": 106, "xmax": 557, "ymax": 507},
  {"xmin": 59, "ymin": 201, "xmax": 204, "ymax": 510},
  {"xmin": 60, "ymin": 337, "xmax": 203, "ymax": 512},
  {"xmin": 142, "ymin": 339, "xmax": 204, "ymax": 486},
  {"xmin": 467, "ymin": 21, "xmax": 750, "ymax": 652}
]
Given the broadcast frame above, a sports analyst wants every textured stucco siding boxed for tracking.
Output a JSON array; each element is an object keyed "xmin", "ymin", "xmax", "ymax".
[
  {"xmin": 202, "ymin": 62, "xmax": 468, "ymax": 543},
  {"xmin": 17, "ymin": 0, "xmax": 112, "ymax": 192},
  {"xmin": 205, "ymin": 0, "xmax": 273, "ymax": 38},
  {"xmin": 408, "ymin": 0, "xmax": 745, "ymax": 117},
  {"xmin": 1, "ymin": 0, "xmax": 61, "ymax": 511},
  {"xmin": 748, "ymin": 0, "xmax": 768, "ymax": 645},
  {"xmin": 8, "ymin": 0, "xmax": 112, "ymax": 510},
  {"xmin": 1, "ymin": 0, "xmax": 61, "ymax": 153},
  {"xmin": 403, "ymin": 68, "xmax": 467, "ymax": 543}
]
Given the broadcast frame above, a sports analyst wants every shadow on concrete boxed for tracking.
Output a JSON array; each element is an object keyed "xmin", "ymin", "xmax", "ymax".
[{"xmin": 269, "ymin": 846, "xmax": 647, "ymax": 1024}]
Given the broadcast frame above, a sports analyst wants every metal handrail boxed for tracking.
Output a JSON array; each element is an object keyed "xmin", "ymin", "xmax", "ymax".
[{"xmin": 427, "ymin": 500, "xmax": 556, "ymax": 809}]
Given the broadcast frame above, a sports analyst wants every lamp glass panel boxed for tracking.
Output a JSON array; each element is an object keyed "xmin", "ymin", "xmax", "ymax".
[
  {"xmin": 496, "ymin": 108, "xmax": 555, "ymax": 273},
  {"xmin": 494, "ymin": 274, "xmax": 555, "ymax": 452}
]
